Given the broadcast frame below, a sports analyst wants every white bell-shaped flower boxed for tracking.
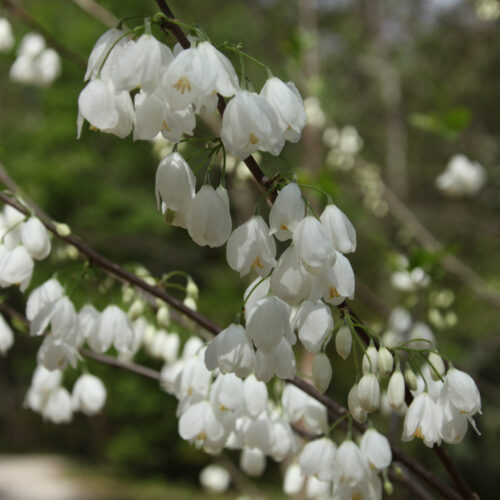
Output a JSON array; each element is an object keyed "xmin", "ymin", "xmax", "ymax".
[
  {"xmin": 42, "ymin": 387, "xmax": 73, "ymax": 424},
  {"xmin": 269, "ymin": 183, "xmax": 306, "ymax": 241},
  {"xmin": 155, "ymin": 152, "xmax": 196, "ymax": 228},
  {"xmin": 377, "ymin": 347, "xmax": 393, "ymax": 377},
  {"xmin": 10, "ymin": 56, "xmax": 37, "ymax": 85},
  {"xmin": 20, "ymin": 217, "xmax": 51, "ymax": 260},
  {"xmin": 30, "ymin": 296, "xmax": 79, "ymax": 340},
  {"xmin": 78, "ymin": 304, "xmax": 100, "ymax": 342},
  {"xmin": 87, "ymin": 305, "xmax": 134, "ymax": 353},
  {"xmin": 362, "ymin": 346, "xmax": 379, "ymax": 375},
  {"xmin": 403, "ymin": 392, "xmax": 443, "ymax": 447},
  {"xmin": 24, "ymin": 365, "xmax": 62, "ymax": 413},
  {"xmin": 37, "ymin": 333, "xmax": 80, "ymax": 371},
  {"xmin": 387, "ymin": 370, "xmax": 405, "ymax": 410},
  {"xmin": 334, "ymin": 440, "xmax": 370, "ymax": 488},
  {"xmin": 37, "ymin": 48, "xmax": 61, "ymax": 86},
  {"xmin": 293, "ymin": 216, "xmax": 335, "ymax": 274},
  {"xmin": 226, "ymin": 216, "xmax": 276, "ymax": 277},
  {"xmin": 270, "ymin": 245, "xmax": 311, "ymax": 305},
  {"xmin": 336, "ymin": 326, "xmax": 352, "ymax": 360},
  {"xmin": 177, "ymin": 353, "xmax": 212, "ymax": 403},
  {"xmin": 436, "ymin": 154, "xmax": 486, "ymax": 198},
  {"xmin": 439, "ymin": 398, "xmax": 469, "ymax": 445},
  {"xmin": 205, "ymin": 323, "xmax": 255, "ymax": 378},
  {"xmin": 240, "ymin": 447, "xmax": 266, "ymax": 477},
  {"xmin": 283, "ymin": 463, "xmax": 305, "ymax": 495},
  {"xmin": 299, "ymin": 437, "xmax": 337, "ymax": 481},
  {"xmin": 0, "ymin": 246, "xmax": 34, "ymax": 291},
  {"xmin": 322, "ymin": 252, "xmax": 355, "ymax": 305},
  {"xmin": 197, "ymin": 41, "xmax": 239, "ymax": 97},
  {"xmin": 254, "ymin": 337, "xmax": 296, "ymax": 382},
  {"xmin": 2, "ymin": 205, "xmax": 25, "ymax": 249},
  {"xmin": 199, "ymin": 464, "xmax": 231, "ymax": 493},
  {"xmin": 77, "ymin": 79, "xmax": 134, "ymax": 138},
  {"xmin": 0, "ymin": 18, "xmax": 14, "ymax": 52},
  {"xmin": 360, "ymin": 429, "xmax": 392, "ymax": 471},
  {"xmin": 187, "ymin": 185, "xmax": 232, "ymax": 248},
  {"xmin": 260, "ymin": 77, "xmax": 305, "ymax": 143},
  {"xmin": 442, "ymin": 368, "xmax": 481, "ymax": 416},
  {"xmin": 246, "ymin": 296, "xmax": 293, "ymax": 354},
  {"xmin": 320, "ymin": 204, "xmax": 356, "ymax": 254},
  {"xmin": 111, "ymin": 34, "xmax": 173, "ymax": 93},
  {"xmin": 179, "ymin": 400, "xmax": 226, "ymax": 444},
  {"xmin": 243, "ymin": 277, "xmax": 270, "ymax": 316},
  {"xmin": 221, "ymin": 90, "xmax": 284, "ymax": 159},
  {"xmin": 307, "ymin": 476, "xmax": 332, "ymax": 500},
  {"xmin": 18, "ymin": 32, "xmax": 45, "ymax": 57},
  {"xmin": 312, "ymin": 353, "xmax": 332, "ymax": 393},
  {"xmin": 269, "ymin": 419, "xmax": 294, "ymax": 461},
  {"xmin": 210, "ymin": 373, "xmax": 245, "ymax": 422},
  {"xmin": 408, "ymin": 321, "xmax": 435, "ymax": 350},
  {"xmin": 26, "ymin": 278, "xmax": 64, "ymax": 321},
  {"xmin": 84, "ymin": 28, "xmax": 127, "ymax": 81},
  {"xmin": 243, "ymin": 374, "xmax": 268, "ymax": 417},
  {"xmin": 357, "ymin": 373, "xmax": 380, "ymax": 413},
  {"xmin": 0, "ymin": 313, "xmax": 14, "ymax": 355},
  {"xmin": 348, "ymin": 383, "xmax": 368, "ymax": 424},
  {"xmin": 294, "ymin": 300, "xmax": 333, "ymax": 353},
  {"xmin": 72, "ymin": 373, "xmax": 107, "ymax": 415}
]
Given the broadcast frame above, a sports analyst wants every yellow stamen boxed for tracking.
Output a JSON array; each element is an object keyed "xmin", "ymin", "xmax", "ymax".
[
  {"xmin": 414, "ymin": 426, "xmax": 424, "ymax": 440},
  {"xmin": 196, "ymin": 431, "xmax": 207, "ymax": 441},
  {"xmin": 174, "ymin": 77, "xmax": 192, "ymax": 94},
  {"xmin": 329, "ymin": 286, "xmax": 340, "ymax": 299},
  {"xmin": 249, "ymin": 133, "xmax": 259, "ymax": 144},
  {"xmin": 280, "ymin": 224, "xmax": 288, "ymax": 230},
  {"xmin": 162, "ymin": 120, "xmax": 171, "ymax": 132},
  {"xmin": 251, "ymin": 256, "xmax": 264, "ymax": 269}
]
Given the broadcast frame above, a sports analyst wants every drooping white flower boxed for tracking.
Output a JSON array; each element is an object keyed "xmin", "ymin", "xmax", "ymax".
[
  {"xmin": 306, "ymin": 476, "xmax": 332, "ymax": 500},
  {"xmin": 254, "ymin": 337, "xmax": 296, "ymax": 382},
  {"xmin": 84, "ymin": 28, "xmax": 127, "ymax": 81},
  {"xmin": 243, "ymin": 277, "xmax": 270, "ymax": 316},
  {"xmin": 357, "ymin": 373, "xmax": 380, "ymax": 413},
  {"xmin": 362, "ymin": 345, "xmax": 378, "ymax": 375},
  {"xmin": 1, "ymin": 205, "xmax": 25, "ymax": 250},
  {"xmin": 282, "ymin": 384, "xmax": 328, "ymax": 434},
  {"xmin": 204, "ymin": 323, "xmax": 255, "ymax": 378},
  {"xmin": 240, "ymin": 447, "xmax": 266, "ymax": 477},
  {"xmin": 360, "ymin": 429, "xmax": 392, "ymax": 471},
  {"xmin": 243, "ymin": 374, "xmax": 268, "ymax": 417},
  {"xmin": 221, "ymin": 90, "xmax": 284, "ymax": 159},
  {"xmin": 199, "ymin": 464, "xmax": 231, "ymax": 493},
  {"xmin": 299, "ymin": 437, "xmax": 337, "ymax": 481},
  {"xmin": 0, "ymin": 246, "xmax": 34, "ymax": 291},
  {"xmin": 20, "ymin": 217, "xmax": 51, "ymax": 260},
  {"xmin": 72, "ymin": 373, "xmax": 106, "ymax": 415},
  {"xmin": 37, "ymin": 333, "xmax": 80, "ymax": 371},
  {"xmin": 283, "ymin": 463, "xmax": 305, "ymax": 496},
  {"xmin": 0, "ymin": 313, "xmax": 14, "ymax": 355},
  {"xmin": 111, "ymin": 34, "xmax": 173, "ymax": 93},
  {"xmin": 293, "ymin": 300, "xmax": 333, "ymax": 353},
  {"xmin": 436, "ymin": 154, "xmax": 486, "ymax": 197},
  {"xmin": 246, "ymin": 296, "xmax": 293, "ymax": 354},
  {"xmin": 320, "ymin": 204, "xmax": 356, "ymax": 254},
  {"xmin": 42, "ymin": 387, "xmax": 73, "ymax": 424},
  {"xmin": 187, "ymin": 185, "xmax": 232, "ymax": 248},
  {"xmin": 260, "ymin": 77, "xmax": 305, "ymax": 142},
  {"xmin": 77, "ymin": 79, "xmax": 134, "ymax": 138},
  {"xmin": 322, "ymin": 252, "xmax": 355, "ymax": 305},
  {"xmin": 403, "ymin": 392, "xmax": 443, "ymax": 447},
  {"xmin": 30, "ymin": 296, "xmax": 79, "ymax": 340},
  {"xmin": 387, "ymin": 370, "xmax": 405, "ymax": 410},
  {"xmin": 292, "ymin": 216, "xmax": 335, "ymax": 274},
  {"xmin": 0, "ymin": 18, "xmax": 14, "ymax": 52},
  {"xmin": 442, "ymin": 368, "xmax": 481, "ymax": 416},
  {"xmin": 226, "ymin": 216, "xmax": 276, "ymax": 277},
  {"xmin": 26, "ymin": 279, "xmax": 64, "ymax": 321},
  {"xmin": 37, "ymin": 48, "xmax": 61, "ymax": 86},
  {"xmin": 78, "ymin": 304, "xmax": 100, "ymax": 342},
  {"xmin": 24, "ymin": 365, "xmax": 62, "ymax": 413},
  {"xmin": 269, "ymin": 418, "xmax": 294, "ymax": 461},
  {"xmin": 336, "ymin": 325, "xmax": 352, "ymax": 360},
  {"xmin": 155, "ymin": 152, "xmax": 196, "ymax": 228},
  {"xmin": 408, "ymin": 322, "xmax": 435, "ymax": 350},
  {"xmin": 179, "ymin": 400, "xmax": 226, "ymax": 446},
  {"xmin": 334, "ymin": 440, "xmax": 370, "ymax": 488},
  {"xmin": 312, "ymin": 353, "xmax": 332, "ymax": 393},
  {"xmin": 269, "ymin": 183, "xmax": 306, "ymax": 241},
  {"xmin": 18, "ymin": 33, "xmax": 45, "ymax": 57},
  {"xmin": 377, "ymin": 347, "xmax": 393, "ymax": 377}
]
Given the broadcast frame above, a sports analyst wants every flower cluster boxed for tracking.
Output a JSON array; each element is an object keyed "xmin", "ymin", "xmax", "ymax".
[{"xmin": 436, "ymin": 154, "xmax": 486, "ymax": 198}]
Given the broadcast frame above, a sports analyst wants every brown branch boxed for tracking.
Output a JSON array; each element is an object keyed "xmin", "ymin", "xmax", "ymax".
[{"xmin": 71, "ymin": 0, "xmax": 119, "ymax": 28}]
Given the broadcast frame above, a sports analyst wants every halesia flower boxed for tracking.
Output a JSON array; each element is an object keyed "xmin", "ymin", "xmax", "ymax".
[
  {"xmin": 436, "ymin": 154, "xmax": 486, "ymax": 198},
  {"xmin": 377, "ymin": 347, "xmax": 393, "ymax": 377},
  {"xmin": 443, "ymin": 368, "xmax": 481, "ymax": 416},
  {"xmin": 240, "ymin": 447, "xmax": 266, "ymax": 477},
  {"xmin": 243, "ymin": 277, "xmax": 270, "ymax": 316},
  {"xmin": 210, "ymin": 373, "xmax": 245, "ymax": 425},
  {"xmin": 312, "ymin": 353, "xmax": 332, "ymax": 393},
  {"xmin": 111, "ymin": 34, "xmax": 173, "ymax": 93},
  {"xmin": 270, "ymin": 245, "xmax": 310, "ymax": 305},
  {"xmin": 42, "ymin": 387, "xmax": 73, "ymax": 424},
  {"xmin": 322, "ymin": 252, "xmax": 355, "ymax": 306},
  {"xmin": 176, "ymin": 353, "xmax": 212, "ymax": 403},
  {"xmin": 387, "ymin": 370, "xmax": 405, "ymax": 410},
  {"xmin": 21, "ymin": 217, "xmax": 51, "ymax": 260},
  {"xmin": 269, "ymin": 183, "xmax": 306, "ymax": 241},
  {"xmin": 77, "ymin": 79, "xmax": 134, "ymax": 138},
  {"xmin": 428, "ymin": 352, "xmax": 445, "ymax": 382},
  {"xmin": 163, "ymin": 44, "xmax": 218, "ymax": 112},
  {"xmin": 299, "ymin": 437, "xmax": 337, "ymax": 481},
  {"xmin": 269, "ymin": 419, "xmax": 294, "ymax": 461},
  {"xmin": 254, "ymin": 337, "xmax": 296, "ymax": 382},
  {"xmin": 336, "ymin": 325, "xmax": 352, "ymax": 360},
  {"xmin": 348, "ymin": 383, "xmax": 368, "ymax": 424},
  {"xmin": 0, "ymin": 313, "xmax": 14, "ymax": 355},
  {"xmin": 408, "ymin": 321, "xmax": 435, "ymax": 350},
  {"xmin": 37, "ymin": 48, "xmax": 61, "ymax": 86},
  {"xmin": 1, "ymin": 204, "xmax": 25, "ymax": 249},
  {"xmin": 292, "ymin": 216, "xmax": 335, "ymax": 274},
  {"xmin": 0, "ymin": 245, "xmax": 34, "ymax": 291},
  {"xmin": 243, "ymin": 374, "xmax": 268, "ymax": 417},
  {"xmin": 221, "ymin": 90, "xmax": 284, "ymax": 159},
  {"xmin": 246, "ymin": 296, "xmax": 293, "ymax": 354},
  {"xmin": 24, "ymin": 365, "xmax": 63, "ymax": 411},
  {"xmin": 307, "ymin": 477, "xmax": 333, "ymax": 500},
  {"xmin": 30, "ymin": 296, "xmax": 79, "ymax": 341},
  {"xmin": 360, "ymin": 429, "xmax": 392, "ymax": 471},
  {"xmin": 226, "ymin": 216, "xmax": 276, "ymax": 277},
  {"xmin": 87, "ymin": 305, "xmax": 135, "ymax": 354},
  {"xmin": 187, "ymin": 185, "xmax": 232, "ymax": 248},
  {"xmin": 204, "ymin": 323, "xmax": 255, "ymax": 378},
  {"xmin": 18, "ymin": 32, "xmax": 45, "ymax": 57},
  {"xmin": 357, "ymin": 373, "xmax": 380, "ymax": 413},
  {"xmin": 403, "ymin": 392, "xmax": 443, "ymax": 447},
  {"xmin": 319, "ymin": 204, "xmax": 357, "ymax": 254},
  {"xmin": 362, "ymin": 346, "xmax": 379, "ymax": 375},
  {"xmin": 334, "ymin": 440, "xmax": 370, "ymax": 488},
  {"xmin": 37, "ymin": 333, "xmax": 80, "ymax": 371},
  {"xmin": 0, "ymin": 18, "xmax": 14, "ymax": 52},
  {"xmin": 155, "ymin": 152, "xmax": 196, "ymax": 228},
  {"xmin": 78, "ymin": 304, "xmax": 100, "ymax": 342},
  {"xmin": 283, "ymin": 463, "xmax": 305, "ymax": 495},
  {"xmin": 260, "ymin": 77, "xmax": 305, "ymax": 142},
  {"xmin": 282, "ymin": 384, "xmax": 328, "ymax": 434},
  {"xmin": 179, "ymin": 400, "xmax": 226, "ymax": 447},
  {"xmin": 84, "ymin": 28, "xmax": 127, "ymax": 81},
  {"xmin": 72, "ymin": 373, "xmax": 107, "ymax": 416},
  {"xmin": 26, "ymin": 278, "xmax": 64, "ymax": 321},
  {"xmin": 293, "ymin": 300, "xmax": 333, "ymax": 353},
  {"xmin": 199, "ymin": 465, "xmax": 231, "ymax": 493}
]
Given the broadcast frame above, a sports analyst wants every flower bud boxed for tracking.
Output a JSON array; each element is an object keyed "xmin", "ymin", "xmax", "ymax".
[
  {"xmin": 388, "ymin": 370, "xmax": 405, "ymax": 410},
  {"xmin": 377, "ymin": 347, "xmax": 393, "ymax": 377},
  {"xmin": 55, "ymin": 222, "xmax": 71, "ymax": 236},
  {"xmin": 335, "ymin": 326, "xmax": 352, "ymax": 360},
  {"xmin": 186, "ymin": 277, "xmax": 199, "ymax": 301},
  {"xmin": 156, "ymin": 305, "xmax": 170, "ymax": 328},
  {"xmin": 312, "ymin": 354, "xmax": 332, "ymax": 393},
  {"xmin": 357, "ymin": 373, "xmax": 380, "ymax": 413},
  {"xmin": 362, "ymin": 346, "xmax": 378, "ymax": 374},
  {"xmin": 348, "ymin": 383, "xmax": 367, "ymax": 423},
  {"xmin": 128, "ymin": 299, "xmax": 144, "ymax": 321},
  {"xmin": 384, "ymin": 480, "xmax": 394, "ymax": 495},
  {"xmin": 428, "ymin": 352, "xmax": 445, "ymax": 381},
  {"xmin": 404, "ymin": 368, "xmax": 418, "ymax": 391}
]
